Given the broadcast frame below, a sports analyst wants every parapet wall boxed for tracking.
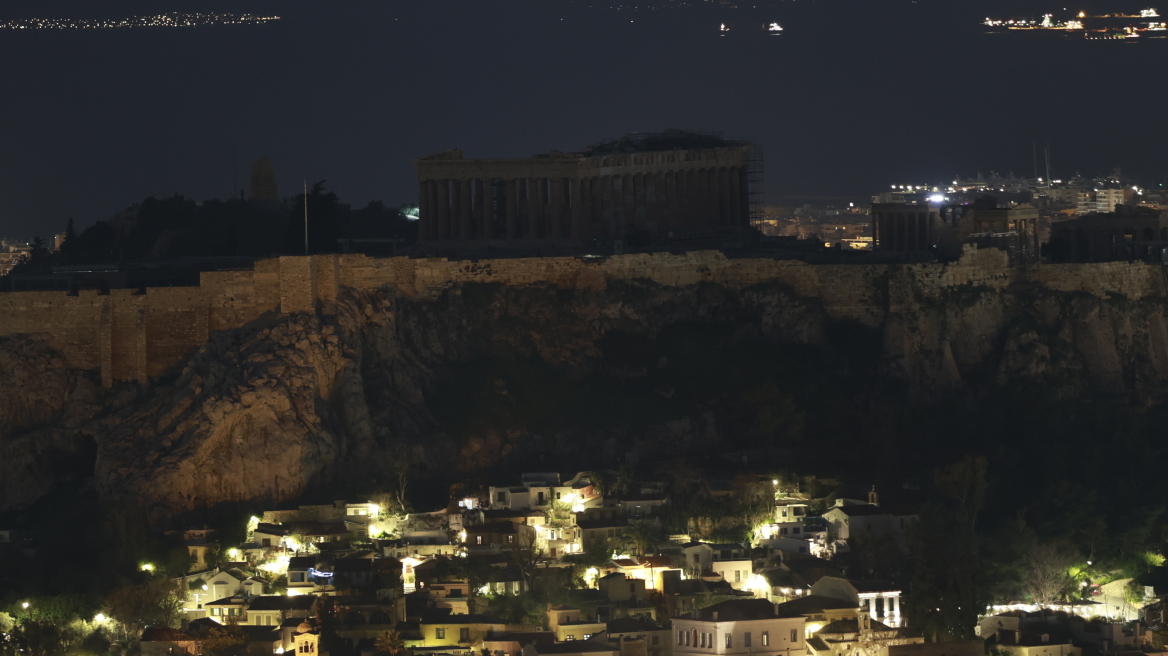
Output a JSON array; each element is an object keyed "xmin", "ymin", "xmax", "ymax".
[{"xmin": 0, "ymin": 250, "xmax": 1161, "ymax": 386}]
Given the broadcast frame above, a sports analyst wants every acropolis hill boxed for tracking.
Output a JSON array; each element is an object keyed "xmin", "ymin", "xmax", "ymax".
[
  {"xmin": 1, "ymin": 249, "xmax": 1165, "ymax": 388},
  {"xmin": 2, "ymin": 249, "xmax": 1168, "ymax": 517}
]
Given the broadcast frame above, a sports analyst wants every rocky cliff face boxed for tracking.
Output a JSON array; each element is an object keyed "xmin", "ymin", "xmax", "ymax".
[
  {"xmin": 3, "ymin": 277, "xmax": 1167, "ymax": 518},
  {"xmin": 0, "ymin": 335, "xmax": 103, "ymax": 509}
]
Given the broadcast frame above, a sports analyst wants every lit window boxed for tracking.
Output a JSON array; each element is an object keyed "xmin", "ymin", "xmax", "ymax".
[
  {"xmin": 791, "ymin": 630, "xmax": 798, "ymax": 643},
  {"xmin": 725, "ymin": 633, "xmax": 732, "ymax": 648},
  {"xmin": 762, "ymin": 632, "xmax": 769, "ymax": 646},
  {"xmin": 436, "ymin": 628, "xmax": 445, "ymax": 640}
]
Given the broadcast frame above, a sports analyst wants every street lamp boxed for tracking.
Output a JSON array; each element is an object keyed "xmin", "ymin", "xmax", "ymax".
[{"xmin": 21, "ymin": 602, "xmax": 29, "ymax": 609}]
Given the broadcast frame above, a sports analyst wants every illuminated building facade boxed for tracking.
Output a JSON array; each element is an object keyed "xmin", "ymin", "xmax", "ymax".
[{"xmin": 415, "ymin": 131, "xmax": 754, "ymax": 244}]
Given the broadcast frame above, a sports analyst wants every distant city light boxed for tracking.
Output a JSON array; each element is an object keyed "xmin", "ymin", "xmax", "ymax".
[{"xmin": 0, "ymin": 12, "xmax": 280, "ymax": 31}]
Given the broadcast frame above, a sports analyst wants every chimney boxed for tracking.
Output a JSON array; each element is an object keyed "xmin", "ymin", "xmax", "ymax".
[
  {"xmin": 1041, "ymin": 634, "xmax": 1050, "ymax": 643},
  {"xmin": 713, "ymin": 611, "xmax": 719, "ymax": 622}
]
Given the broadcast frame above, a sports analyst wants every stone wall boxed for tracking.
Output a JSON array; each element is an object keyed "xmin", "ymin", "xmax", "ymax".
[{"xmin": 0, "ymin": 249, "xmax": 1162, "ymax": 386}]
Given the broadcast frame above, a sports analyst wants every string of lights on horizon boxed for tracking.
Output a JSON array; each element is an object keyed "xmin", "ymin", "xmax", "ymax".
[{"xmin": 0, "ymin": 12, "xmax": 280, "ymax": 31}]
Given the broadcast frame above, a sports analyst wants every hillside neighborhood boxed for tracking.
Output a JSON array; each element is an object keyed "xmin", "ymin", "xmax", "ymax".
[{"xmin": 64, "ymin": 470, "xmax": 1160, "ymax": 656}]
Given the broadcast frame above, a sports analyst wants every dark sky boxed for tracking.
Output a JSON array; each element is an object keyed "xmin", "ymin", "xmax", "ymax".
[{"xmin": 1, "ymin": 0, "xmax": 1166, "ymax": 237}]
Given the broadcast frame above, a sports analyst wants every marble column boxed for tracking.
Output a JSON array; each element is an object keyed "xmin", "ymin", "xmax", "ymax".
[
  {"xmin": 729, "ymin": 167, "xmax": 742, "ymax": 226},
  {"xmin": 665, "ymin": 171, "xmax": 679, "ymax": 233},
  {"xmin": 418, "ymin": 180, "xmax": 433, "ymax": 241},
  {"xmin": 458, "ymin": 179, "xmax": 473, "ymax": 240},
  {"xmin": 479, "ymin": 179, "xmax": 493, "ymax": 239},
  {"xmin": 601, "ymin": 175, "xmax": 615, "ymax": 239},
  {"xmin": 631, "ymin": 173, "xmax": 645, "ymax": 230},
  {"xmin": 550, "ymin": 178, "xmax": 565, "ymax": 240},
  {"xmin": 692, "ymin": 169, "xmax": 708, "ymax": 229},
  {"xmin": 436, "ymin": 180, "xmax": 450, "ymax": 240},
  {"xmin": 867, "ymin": 596, "xmax": 877, "ymax": 619},
  {"xmin": 526, "ymin": 178, "xmax": 541, "ymax": 239},
  {"xmin": 570, "ymin": 178, "xmax": 584, "ymax": 240},
  {"xmin": 706, "ymin": 168, "xmax": 719, "ymax": 228},
  {"xmin": 505, "ymin": 179, "xmax": 518, "ymax": 240},
  {"xmin": 622, "ymin": 173, "xmax": 636, "ymax": 235},
  {"xmin": 718, "ymin": 167, "xmax": 730, "ymax": 225}
]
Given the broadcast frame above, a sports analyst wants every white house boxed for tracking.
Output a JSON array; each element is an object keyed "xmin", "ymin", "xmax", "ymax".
[
  {"xmin": 711, "ymin": 560, "xmax": 754, "ymax": 591},
  {"xmin": 810, "ymin": 577, "xmax": 902, "ymax": 627},
  {"xmin": 821, "ymin": 501, "xmax": 916, "ymax": 553},
  {"xmin": 673, "ymin": 599, "xmax": 806, "ymax": 656}
]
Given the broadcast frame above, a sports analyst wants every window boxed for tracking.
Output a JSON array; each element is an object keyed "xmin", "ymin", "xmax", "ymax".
[
  {"xmin": 584, "ymin": 634, "xmax": 593, "ymax": 640},
  {"xmin": 497, "ymin": 492, "xmax": 506, "ymax": 502},
  {"xmin": 507, "ymin": 535, "xmax": 514, "ymax": 544},
  {"xmin": 679, "ymin": 631, "xmax": 684, "ymax": 646},
  {"xmin": 476, "ymin": 536, "xmax": 483, "ymax": 545},
  {"xmin": 290, "ymin": 573, "xmax": 305, "ymax": 582},
  {"xmin": 461, "ymin": 628, "xmax": 470, "ymax": 642},
  {"xmin": 735, "ymin": 570, "xmax": 741, "ymax": 583},
  {"xmin": 566, "ymin": 635, "xmax": 576, "ymax": 641},
  {"xmin": 744, "ymin": 633, "xmax": 751, "ymax": 648},
  {"xmin": 725, "ymin": 633, "xmax": 733, "ymax": 648},
  {"xmin": 653, "ymin": 636, "xmax": 659, "ymax": 645},
  {"xmin": 436, "ymin": 628, "xmax": 445, "ymax": 640},
  {"xmin": 791, "ymin": 630, "xmax": 798, "ymax": 643},
  {"xmin": 762, "ymin": 632, "xmax": 769, "ymax": 646}
]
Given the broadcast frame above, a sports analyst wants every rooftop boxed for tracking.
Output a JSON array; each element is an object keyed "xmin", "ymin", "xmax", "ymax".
[
  {"xmin": 677, "ymin": 598, "xmax": 778, "ymax": 623},
  {"xmin": 777, "ymin": 595, "xmax": 860, "ymax": 617},
  {"xmin": 607, "ymin": 617, "xmax": 664, "ymax": 634}
]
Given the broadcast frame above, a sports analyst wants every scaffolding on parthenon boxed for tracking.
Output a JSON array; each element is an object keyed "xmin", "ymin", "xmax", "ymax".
[{"xmin": 748, "ymin": 144, "xmax": 765, "ymax": 229}]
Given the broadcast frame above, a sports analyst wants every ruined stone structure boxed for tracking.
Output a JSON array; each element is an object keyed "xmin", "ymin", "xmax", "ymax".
[
  {"xmin": 0, "ymin": 249, "xmax": 1163, "ymax": 388},
  {"xmin": 250, "ymin": 157, "xmax": 279, "ymax": 202},
  {"xmin": 415, "ymin": 131, "xmax": 753, "ymax": 243},
  {"xmin": 872, "ymin": 199, "xmax": 1039, "ymax": 261},
  {"xmin": 1050, "ymin": 210, "xmax": 1168, "ymax": 263}
]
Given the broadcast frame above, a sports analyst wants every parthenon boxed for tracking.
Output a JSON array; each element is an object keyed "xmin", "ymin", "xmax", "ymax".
[{"xmin": 414, "ymin": 130, "xmax": 754, "ymax": 243}]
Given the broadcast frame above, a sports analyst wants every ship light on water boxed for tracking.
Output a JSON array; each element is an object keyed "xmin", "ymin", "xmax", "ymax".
[
  {"xmin": 768, "ymin": 22, "xmax": 784, "ymax": 32},
  {"xmin": 1141, "ymin": 8, "xmax": 1160, "ymax": 17},
  {"xmin": 720, "ymin": 22, "xmax": 729, "ymax": 32}
]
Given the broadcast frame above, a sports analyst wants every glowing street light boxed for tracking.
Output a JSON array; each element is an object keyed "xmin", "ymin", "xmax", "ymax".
[
  {"xmin": 21, "ymin": 602, "xmax": 29, "ymax": 609},
  {"xmin": 94, "ymin": 613, "xmax": 106, "ymax": 623},
  {"xmin": 140, "ymin": 563, "xmax": 154, "ymax": 572}
]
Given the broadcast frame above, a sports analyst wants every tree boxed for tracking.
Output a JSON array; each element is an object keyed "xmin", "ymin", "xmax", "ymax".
[
  {"xmin": 625, "ymin": 522, "xmax": 665, "ymax": 557},
  {"xmin": 1022, "ymin": 543, "xmax": 1076, "ymax": 607},
  {"xmin": 375, "ymin": 629, "xmax": 406, "ymax": 656},
  {"xmin": 59, "ymin": 218, "xmax": 77, "ymax": 264},
  {"xmin": 509, "ymin": 530, "xmax": 550, "ymax": 592},
  {"xmin": 908, "ymin": 456, "xmax": 989, "ymax": 642},
  {"xmin": 201, "ymin": 625, "xmax": 247, "ymax": 656},
  {"xmin": 105, "ymin": 578, "xmax": 187, "ymax": 637}
]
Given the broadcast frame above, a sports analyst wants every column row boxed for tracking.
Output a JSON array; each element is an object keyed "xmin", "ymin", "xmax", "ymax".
[{"xmin": 418, "ymin": 166, "xmax": 749, "ymax": 242}]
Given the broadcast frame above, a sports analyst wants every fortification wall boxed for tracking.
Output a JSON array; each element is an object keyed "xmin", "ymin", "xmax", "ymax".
[{"xmin": 0, "ymin": 249, "xmax": 1162, "ymax": 386}]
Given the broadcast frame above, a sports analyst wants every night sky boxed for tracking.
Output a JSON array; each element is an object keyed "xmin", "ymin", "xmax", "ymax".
[{"xmin": 1, "ymin": 0, "xmax": 1166, "ymax": 237}]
